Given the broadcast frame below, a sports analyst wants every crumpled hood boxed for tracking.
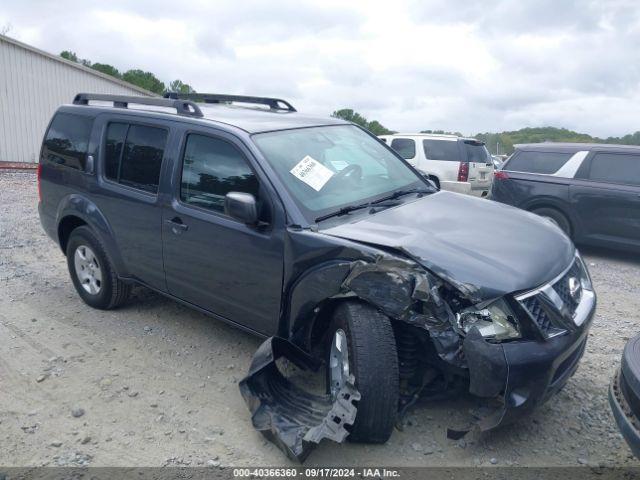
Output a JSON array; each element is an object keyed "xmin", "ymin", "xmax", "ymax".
[{"xmin": 322, "ymin": 191, "xmax": 575, "ymax": 302}]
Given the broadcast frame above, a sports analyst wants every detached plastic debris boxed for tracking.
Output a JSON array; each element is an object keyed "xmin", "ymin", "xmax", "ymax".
[{"xmin": 239, "ymin": 337, "xmax": 360, "ymax": 462}]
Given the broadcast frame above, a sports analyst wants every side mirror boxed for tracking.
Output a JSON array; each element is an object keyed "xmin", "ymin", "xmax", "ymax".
[
  {"xmin": 225, "ymin": 192, "xmax": 258, "ymax": 225},
  {"xmin": 421, "ymin": 173, "xmax": 439, "ymax": 190}
]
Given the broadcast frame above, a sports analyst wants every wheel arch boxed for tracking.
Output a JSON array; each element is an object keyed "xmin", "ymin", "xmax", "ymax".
[{"xmin": 55, "ymin": 194, "xmax": 128, "ymax": 277}]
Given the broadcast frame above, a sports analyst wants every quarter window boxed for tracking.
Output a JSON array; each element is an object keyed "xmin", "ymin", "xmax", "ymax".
[
  {"xmin": 423, "ymin": 139, "xmax": 459, "ymax": 161},
  {"xmin": 505, "ymin": 151, "xmax": 573, "ymax": 174},
  {"xmin": 180, "ymin": 134, "xmax": 259, "ymax": 213},
  {"xmin": 588, "ymin": 153, "xmax": 640, "ymax": 186},
  {"xmin": 390, "ymin": 138, "xmax": 416, "ymax": 159},
  {"xmin": 42, "ymin": 112, "xmax": 94, "ymax": 170},
  {"xmin": 104, "ymin": 123, "xmax": 167, "ymax": 194}
]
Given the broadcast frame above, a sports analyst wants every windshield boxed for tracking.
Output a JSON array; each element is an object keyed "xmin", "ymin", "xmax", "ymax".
[{"xmin": 253, "ymin": 125, "xmax": 426, "ymax": 222}]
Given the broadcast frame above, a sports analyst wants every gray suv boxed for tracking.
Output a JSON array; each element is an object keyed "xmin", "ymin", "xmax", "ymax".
[{"xmin": 38, "ymin": 93, "xmax": 596, "ymax": 461}]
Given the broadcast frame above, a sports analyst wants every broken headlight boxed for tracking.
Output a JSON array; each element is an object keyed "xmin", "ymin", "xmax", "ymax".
[{"xmin": 456, "ymin": 298, "xmax": 521, "ymax": 341}]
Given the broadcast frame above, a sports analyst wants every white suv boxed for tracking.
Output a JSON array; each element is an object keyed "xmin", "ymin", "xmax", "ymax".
[{"xmin": 380, "ymin": 133, "xmax": 494, "ymax": 197}]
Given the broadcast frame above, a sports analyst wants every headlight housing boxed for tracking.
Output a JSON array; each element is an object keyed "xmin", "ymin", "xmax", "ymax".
[
  {"xmin": 575, "ymin": 251, "xmax": 593, "ymax": 291},
  {"xmin": 456, "ymin": 297, "xmax": 521, "ymax": 341}
]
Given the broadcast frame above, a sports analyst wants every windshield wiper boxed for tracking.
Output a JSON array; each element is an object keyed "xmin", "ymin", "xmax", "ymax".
[
  {"xmin": 369, "ymin": 187, "xmax": 431, "ymax": 205},
  {"xmin": 314, "ymin": 202, "xmax": 373, "ymax": 223},
  {"xmin": 314, "ymin": 187, "xmax": 431, "ymax": 223}
]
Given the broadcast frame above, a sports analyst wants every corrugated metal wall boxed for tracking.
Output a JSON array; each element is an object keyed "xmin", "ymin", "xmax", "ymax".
[{"xmin": 0, "ymin": 35, "xmax": 154, "ymax": 163}]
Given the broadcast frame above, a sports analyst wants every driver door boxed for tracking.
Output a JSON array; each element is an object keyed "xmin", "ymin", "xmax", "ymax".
[{"xmin": 161, "ymin": 127, "xmax": 285, "ymax": 335}]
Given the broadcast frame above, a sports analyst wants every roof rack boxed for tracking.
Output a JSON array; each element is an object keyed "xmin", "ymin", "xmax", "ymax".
[
  {"xmin": 163, "ymin": 92, "xmax": 297, "ymax": 112},
  {"xmin": 72, "ymin": 93, "xmax": 204, "ymax": 118}
]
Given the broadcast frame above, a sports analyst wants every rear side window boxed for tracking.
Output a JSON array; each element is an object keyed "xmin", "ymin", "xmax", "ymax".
[
  {"xmin": 390, "ymin": 138, "xmax": 416, "ymax": 159},
  {"xmin": 104, "ymin": 122, "xmax": 167, "ymax": 194},
  {"xmin": 422, "ymin": 139, "xmax": 459, "ymax": 161},
  {"xmin": 42, "ymin": 112, "xmax": 94, "ymax": 170},
  {"xmin": 180, "ymin": 134, "xmax": 259, "ymax": 213},
  {"xmin": 588, "ymin": 153, "xmax": 640, "ymax": 186},
  {"xmin": 505, "ymin": 150, "xmax": 573, "ymax": 174}
]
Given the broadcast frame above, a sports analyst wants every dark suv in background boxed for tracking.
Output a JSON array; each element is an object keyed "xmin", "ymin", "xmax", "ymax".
[{"xmin": 491, "ymin": 143, "xmax": 640, "ymax": 251}]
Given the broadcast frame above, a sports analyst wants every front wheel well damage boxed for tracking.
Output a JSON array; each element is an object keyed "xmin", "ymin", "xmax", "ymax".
[{"xmin": 246, "ymin": 253, "xmax": 512, "ymax": 461}]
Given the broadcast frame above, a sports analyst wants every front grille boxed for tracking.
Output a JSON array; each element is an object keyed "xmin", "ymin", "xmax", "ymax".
[
  {"xmin": 521, "ymin": 295, "xmax": 552, "ymax": 333},
  {"xmin": 552, "ymin": 260, "xmax": 582, "ymax": 314},
  {"xmin": 517, "ymin": 257, "xmax": 589, "ymax": 338}
]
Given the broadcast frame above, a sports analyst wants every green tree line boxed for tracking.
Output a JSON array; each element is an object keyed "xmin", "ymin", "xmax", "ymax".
[
  {"xmin": 60, "ymin": 50, "xmax": 195, "ymax": 95},
  {"xmin": 332, "ymin": 108, "xmax": 640, "ymax": 154},
  {"xmin": 476, "ymin": 127, "xmax": 640, "ymax": 155}
]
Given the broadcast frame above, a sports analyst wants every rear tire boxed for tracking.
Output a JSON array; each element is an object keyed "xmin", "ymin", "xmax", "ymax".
[
  {"xmin": 532, "ymin": 207, "xmax": 572, "ymax": 238},
  {"xmin": 327, "ymin": 301, "xmax": 399, "ymax": 443},
  {"xmin": 66, "ymin": 226, "xmax": 131, "ymax": 310}
]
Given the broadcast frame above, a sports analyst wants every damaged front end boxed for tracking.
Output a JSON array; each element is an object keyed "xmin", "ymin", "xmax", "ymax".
[{"xmin": 240, "ymin": 251, "xmax": 595, "ymax": 460}]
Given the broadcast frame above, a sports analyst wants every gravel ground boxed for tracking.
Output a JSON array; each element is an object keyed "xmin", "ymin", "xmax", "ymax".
[{"xmin": 1, "ymin": 171, "xmax": 639, "ymax": 468}]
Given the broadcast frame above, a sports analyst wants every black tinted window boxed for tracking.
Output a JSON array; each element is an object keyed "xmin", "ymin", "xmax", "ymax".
[
  {"xmin": 464, "ymin": 141, "xmax": 490, "ymax": 164},
  {"xmin": 589, "ymin": 153, "xmax": 640, "ymax": 186},
  {"xmin": 104, "ymin": 123, "xmax": 167, "ymax": 193},
  {"xmin": 505, "ymin": 150, "xmax": 573, "ymax": 174},
  {"xmin": 43, "ymin": 113, "xmax": 93, "ymax": 170},
  {"xmin": 423, "ymin": 139, "xmax": 459, "ymax": 161},
  {"xmin": 390, "ymin": 138, "xmax": 416, "ymax": 159},
  {"xmin": 181, "ymin": 134, "xmax": 259, "ymax": 213}
]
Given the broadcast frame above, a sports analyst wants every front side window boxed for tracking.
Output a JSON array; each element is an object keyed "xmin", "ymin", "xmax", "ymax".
[
  {"xmin": 589, "ymin": 153, "xmax": 640, "ymax": 186},
  {"xmin": 180, "ymin": 134, "xmax": 259, "ymax": 213},
  {"xmin": 253, "ymin": 125, "xmax": 425, "ymax": 222},
  {"xmin": 505, "ymin": 150, "xmax": 573, "ymax": 174},
  {"xmin": 43, "ymin": 112, "xmax": 94, "ymax": 170},
  {"xmin": 104, "ymin": 123, "xmax": 167, "ymax": 193},
  {"xmin": 422, "ymin": 139, "xmax": 459, "ymax": 161},
  {"xmin": 390, "ymin": 138, "xmax": 416, "ymax": 159}
]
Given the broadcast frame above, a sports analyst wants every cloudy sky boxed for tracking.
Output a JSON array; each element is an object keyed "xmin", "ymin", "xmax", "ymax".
[{"xmin": 1, "ymin": 0, "xmax": 639, "ymax": 137}]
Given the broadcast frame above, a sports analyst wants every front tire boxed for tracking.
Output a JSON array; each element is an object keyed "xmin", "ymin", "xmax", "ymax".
[
  {"xmin": 66, "ymin": 226, "xmax": 131, "ymax": 310},
  {"xmin": 327, "ymin": 301, "xmax": 399, "ymax": 443}
]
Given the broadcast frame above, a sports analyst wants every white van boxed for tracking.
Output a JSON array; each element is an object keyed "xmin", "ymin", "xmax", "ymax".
[{"xmin": 380, "ymin": 133, "xmax": 494, "ymax": 197}]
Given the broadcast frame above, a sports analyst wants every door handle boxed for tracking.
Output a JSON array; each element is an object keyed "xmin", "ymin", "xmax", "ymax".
[{"xmin": 166, "ymin": 217, "xmax": 189, "ymax": 234}]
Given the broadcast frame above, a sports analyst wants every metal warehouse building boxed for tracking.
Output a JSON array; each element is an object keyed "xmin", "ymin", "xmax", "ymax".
[{"xmin": 0, "ymin": 34, "xmax": 154, "ymax": 164}]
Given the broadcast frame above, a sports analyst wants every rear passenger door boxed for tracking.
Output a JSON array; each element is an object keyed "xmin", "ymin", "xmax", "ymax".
[
  {"xmin": 571, "ymin": 151, "xmax": 640, "ymax": 247},
  {"xmin": 94, "ymin": 114, "xmax": 170, "ymax": 291},
  {"xmin": 161, "ymin": 127, "xmax": 285, "ymax": 336}
]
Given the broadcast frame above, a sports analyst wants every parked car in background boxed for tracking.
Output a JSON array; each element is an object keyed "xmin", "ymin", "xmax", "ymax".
[
  {"xmin": 609, "ymin": 333, "xmax": 640, "ymax": 458},
  {"xmin": 379, "ymin": 133, "xmax": 494, "ymax": 197},
  {"xmin": 491, "ymin": 143, "xmax": 640, "ymax": 251}
]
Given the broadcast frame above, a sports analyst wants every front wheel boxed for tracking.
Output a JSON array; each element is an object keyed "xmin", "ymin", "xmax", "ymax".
[{"xmin": 326, "ymin": 301, "xmax": 399, "ymax": 443}]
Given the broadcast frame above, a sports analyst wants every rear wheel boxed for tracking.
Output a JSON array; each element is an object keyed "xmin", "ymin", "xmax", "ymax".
[
  {"xmin": 532, "ymin": 207, "xmax": 572, "ymax": 238},
  {"xmin": 66, "ymin": 226, "xmax": 131, "ymax": 309},
  {"xmin": 326, "ymin": 301, "xmax": 399, "ymax": 443}
]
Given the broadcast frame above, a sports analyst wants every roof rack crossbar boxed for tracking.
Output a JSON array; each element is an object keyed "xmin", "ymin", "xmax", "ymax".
[
  {"xmin": 72, "ymin": 93, "xmax": 204, "ymax": 118},
  {"xmin": 164, "ymin": 92, "xmax": 297, "ymax": 112}
]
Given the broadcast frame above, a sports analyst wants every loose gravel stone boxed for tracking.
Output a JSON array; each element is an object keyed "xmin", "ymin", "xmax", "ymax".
[{"xmin": 71, "ymin": 408, "xmax": 85, "ymax": 418}]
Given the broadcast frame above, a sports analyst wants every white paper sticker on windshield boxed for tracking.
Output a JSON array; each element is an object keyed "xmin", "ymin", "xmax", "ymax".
[{"xmin": 290, "ymin": 155, "xmax": 334, "ymax": 191}]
